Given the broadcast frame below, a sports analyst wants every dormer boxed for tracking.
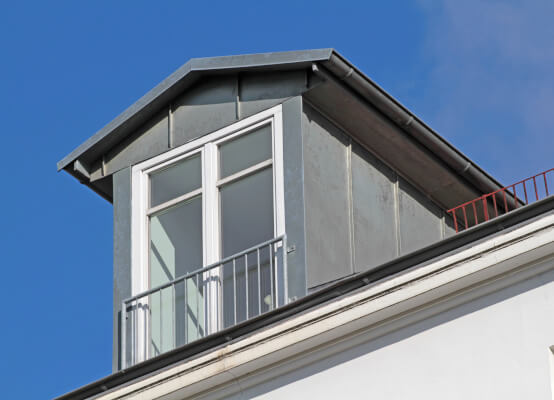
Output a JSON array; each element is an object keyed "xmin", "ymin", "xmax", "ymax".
[{"xmin": 58, "ymin": 49, "xmax": 508, "ymax": 372}]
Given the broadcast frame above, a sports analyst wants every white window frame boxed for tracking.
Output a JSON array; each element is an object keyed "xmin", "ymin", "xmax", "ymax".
[{"xmin": 130, "ymin": 105, "xmax": 285, "ymax": 357}]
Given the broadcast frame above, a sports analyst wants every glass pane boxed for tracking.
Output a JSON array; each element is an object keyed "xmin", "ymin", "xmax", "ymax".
[
  {"xmin": 150, "ymin": 154, "xmax": 201, "ymax": 207},
  {"xmin": 219, "ymin": 124, "xmax": 272, "ymax": 179},
  {"xmin": 220, "ymin": 167, "xmax": 274, "ymax": 326},
  {"xmin": 149, "ymin": 196, "xmax": 203, "ymax": 354},
  {"xmin": 220, "ymin": 167, "xmax": 274, "ymax": 256}
]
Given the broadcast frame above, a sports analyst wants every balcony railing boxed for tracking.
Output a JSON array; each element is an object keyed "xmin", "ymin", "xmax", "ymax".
[
  {"xmin": 122, "ymin": 235, "xmax": 288, "ymax": 368},
  {"xmin": 447, "ymin": 168, "xmax": 554, "ymax": 233}
]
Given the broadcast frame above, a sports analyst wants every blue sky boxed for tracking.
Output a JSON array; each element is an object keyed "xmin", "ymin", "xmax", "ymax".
[{"xmin": 1, "ymin": 1, "xmax": 552, "ymax": 398}]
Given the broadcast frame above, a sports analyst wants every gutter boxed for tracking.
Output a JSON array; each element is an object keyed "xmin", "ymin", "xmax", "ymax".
[{"xmin": 54, "ymin": 195, "xmax": 554, "ymax": 400}]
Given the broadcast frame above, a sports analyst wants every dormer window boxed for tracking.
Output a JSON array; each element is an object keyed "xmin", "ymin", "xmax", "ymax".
[
  {"xmin": 57, "ymin": 50, "xmax": 539, "ymax": 399},
  {"xmin": 128, "ymin": 106, "xmax": 285, "ymax": 364}
]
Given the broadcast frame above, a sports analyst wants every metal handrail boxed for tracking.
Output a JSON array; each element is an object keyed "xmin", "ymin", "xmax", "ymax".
[
  {"xmin": 447, "ymin": 168, "xmax": 553, "ymax": 232},
  {"xmin": 124, "ymin": 235, "xmax": 286, "ymax": 304},
  {"xmin": 121, "ymin": 235, "xmax": 288, "ymax": 368}
]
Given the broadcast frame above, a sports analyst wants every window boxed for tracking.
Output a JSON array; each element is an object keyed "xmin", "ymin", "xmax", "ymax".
[{"xmin": 130, "ymin": 105, "xmax": 284, "ymax": 360}]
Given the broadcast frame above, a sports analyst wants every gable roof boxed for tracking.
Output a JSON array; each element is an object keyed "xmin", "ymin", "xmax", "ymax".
[{"xmin": 57, "ymin": 48, "xmax": 505, "ymax": 204}]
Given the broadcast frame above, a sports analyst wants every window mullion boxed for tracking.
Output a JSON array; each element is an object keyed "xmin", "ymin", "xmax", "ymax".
[
  {"xmin": 204, "ymin": 143, "xmax": 220, "ymax": 265},
  {"xmin": 203, "ymin": 143, "xmax": 220, "ymax": 333}
]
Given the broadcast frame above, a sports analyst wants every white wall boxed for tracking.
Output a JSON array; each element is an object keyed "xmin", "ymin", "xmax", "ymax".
[{"xmin": 233, "ymin": 265, "xmax": 554, "ymax": 400}]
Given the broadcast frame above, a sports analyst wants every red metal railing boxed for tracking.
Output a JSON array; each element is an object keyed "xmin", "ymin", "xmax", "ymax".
[{"xmin": 447, "ymin": 168, "xmax": 554, "ymax": 233}]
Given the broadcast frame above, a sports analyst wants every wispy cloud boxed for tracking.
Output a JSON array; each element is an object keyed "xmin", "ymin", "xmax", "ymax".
[{"xmin": 417, "ymin": 0, "xmax": 554, "ymax": 182}]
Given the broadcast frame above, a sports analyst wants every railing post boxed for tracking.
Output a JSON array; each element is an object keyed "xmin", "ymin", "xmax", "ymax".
[
  {"xmin": 482, "ymin": 197, "xmax": 489, "ymax": 221},
  {"xmin": 472, "ymin": 202, "xmax": 478, "ymax": 224},
  {"xmin": 257, "ymin": 248, "xmax": 261, "ymax": 315},
  {"xmin": 272, "ymin": 244, "xmax": 278, "ymax": 307},
  {"xmin": 451, "ymin": 210, "xmax": 458, "ymax": 233},
  {"xmin": 245, "ymin": 253, "xmax": 249, "ymax": 320},
  {"xmin": 492, "ymin": 193, "xmax": 498, "ymax": 216},
  {"xmin": 523, "ymin": 181, "xmax": 529, "ymax": 204},
  {"xmin": 121, "ymin": 301, "xmax": 126, "ymax": 369},
  {"xmin": 283, "ymin": 235, "xmax": 289, "ymax": 304}
]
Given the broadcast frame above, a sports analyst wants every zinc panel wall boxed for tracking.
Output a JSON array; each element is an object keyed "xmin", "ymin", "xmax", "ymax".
[
  {"xmin": 112, "ymin": 167, "xmax": 132, "ymax": 372},
  {"xmin": 398, "ymin": 178, "xmax": 443, "ymax": 255},
  {"xmin": 302, "ymin": 102, "xmax": 451, "ymax": 288},
  {"xmin": 303, "ymin": 103, "xmax": 353, "ymax": 288},
  {"xmin": 240, "ymin": 71, "xmax": 306, "ymax": 117},
  {"xmin": 351, "ymin": 142, "xmax": 398, "ymax": 272},
  {"xmin": 172, "ymin": 75, "xmax": 237, "ymax": 148},
  {"xmin": 94, "ymin": 71, "xmax": 309, "ymax": 180}
]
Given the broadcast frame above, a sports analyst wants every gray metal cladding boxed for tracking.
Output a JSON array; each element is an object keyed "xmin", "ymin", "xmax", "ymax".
[
  {"xmin": 351, "ymin": 142, "xmax": 398, "ymax": 271},
  {"xmin": 172, "ymin": 75, "xmax": 237, "ymax": 148},
  {"xmin": 282, "ymin": 96, "xmax": 308, "ymax": 301},
  {"xmin": 100, "ymin": 111, "xmax": 169, "ymax": 180},
  {"xmin": 443, "ymin": 214, "xmax": 457, "ymax": 238},
  {"xmin": 113, "ymin": 167, "xmax": 132, "ymax": 372},
  {"xmin": 239, "ymin": 71, "xmax": 307, "ymax": 117},
  {"xmin": 397, "ymin": 177, "xmax": 443, "ymax": 255},
  {"xmin": 303, "ymin": 103, "xmax": 353, "ymax": 288},
  {"xmin": 302, "ymin": 102, "xmax": 451, "ymax": 288},
  {"xmin": 94, "ymin": 71, "xmax": 309, "ymax": 179}
]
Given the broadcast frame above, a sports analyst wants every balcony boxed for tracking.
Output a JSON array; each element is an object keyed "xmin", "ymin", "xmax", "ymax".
[{"xmin": 122, "ymin": 235, "xmax": 288, "ymax": 367}]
